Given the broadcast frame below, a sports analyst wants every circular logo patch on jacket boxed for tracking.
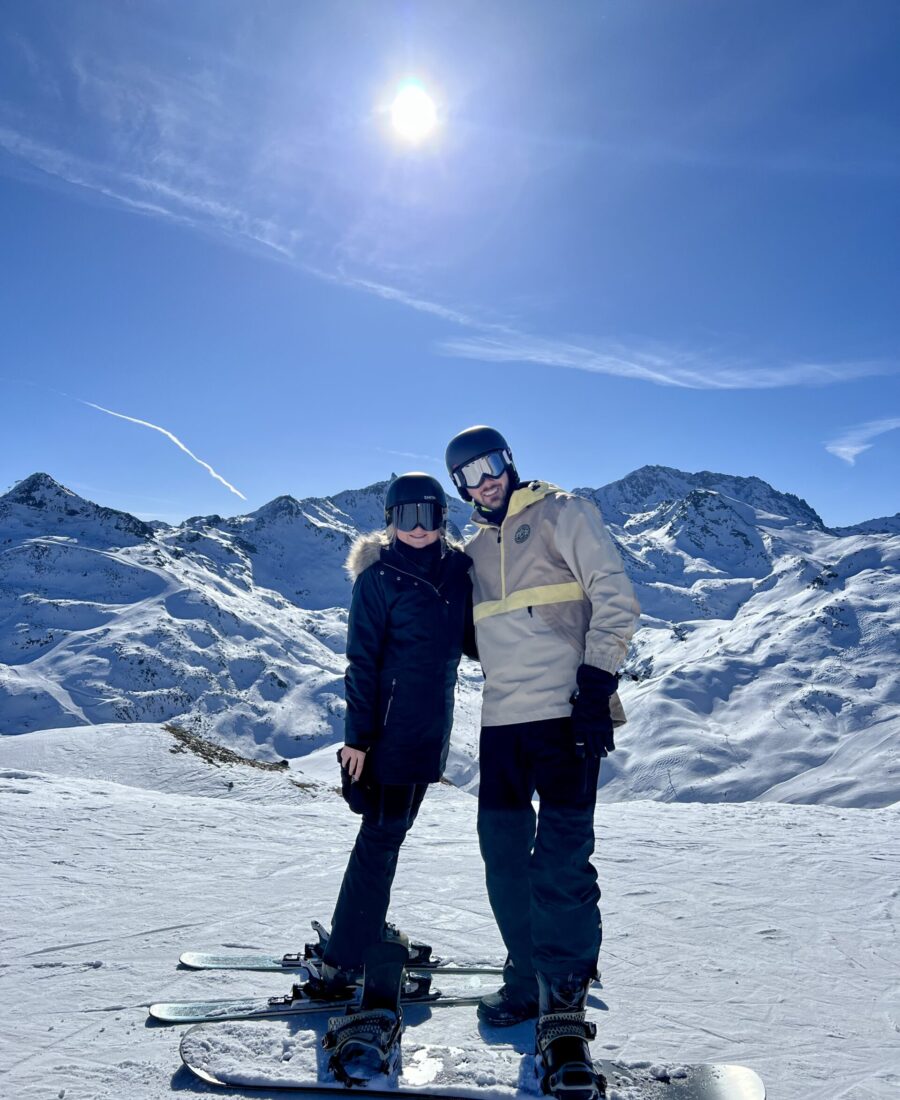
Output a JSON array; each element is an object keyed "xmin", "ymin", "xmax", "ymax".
[{"xmin": 514, "ymin": 524, "xmax": 531, "ymax": 544}]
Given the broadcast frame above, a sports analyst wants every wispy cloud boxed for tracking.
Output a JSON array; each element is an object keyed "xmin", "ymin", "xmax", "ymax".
[
  {"xmin": 310, "ymin": 273, "xmax": 856, "ymax": 396},
  {"xmin": 81, "ymin": 401, "xmax": 246, "ymax": 499},
  {"xmin": 825, "ymin": 417, "xmax": 900, "ymax": 465},
  {"xmin": 0, "ymin": 126, "xmax": 297, "ymax": 260},
  {"xmin": 438, "ymin": 331, "xmax": 892, "ymax": 391},
  {"xmin": 332, "ymin": 275, "xmax": 481, "ymax": 328},
  {"xmin": 376, "ymin": 448, "xmax": 441, "ymax": 466},
  {"xmin": 2, "ymin": 25, "xmax": 895, "ymax": 399},
  {"xmin": 4, "ymin": 114, "xmax": 893, "ymax": 395}
]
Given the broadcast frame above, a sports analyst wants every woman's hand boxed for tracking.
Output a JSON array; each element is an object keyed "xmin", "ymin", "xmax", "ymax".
[{"xmin": 340, "ymin": 746, "xmax": 367, "ymax": 781}]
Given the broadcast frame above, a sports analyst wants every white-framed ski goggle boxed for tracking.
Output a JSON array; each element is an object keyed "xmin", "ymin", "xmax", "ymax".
[{"xmin": 451, "ymin": 449, "xmax": 512, "ymax": 491}]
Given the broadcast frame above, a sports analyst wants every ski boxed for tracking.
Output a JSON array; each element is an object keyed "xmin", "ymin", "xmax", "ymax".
[
  {"xmin": 180, "ymin": 1019, "xmax": 767, "ymax": 1098},
  {"xmin": 179, "ymin": 951, "xmax": 501, "ymax": 977},
  {"xmin": 150, "ymin": 973, "xmax": 484, "ymax": 1025},
  {"xmin": 179, "ymin": 919, "xmax": 503, "ymax": 976}
]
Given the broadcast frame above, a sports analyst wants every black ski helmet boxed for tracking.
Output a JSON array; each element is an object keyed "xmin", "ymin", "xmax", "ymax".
[
  {"xmin": 445, "ymin": 425, "xmax": 518, "ymax": 501},
  {"xmin": 383, "ymin": 472, "xmax": 448, "ymax": 526}
]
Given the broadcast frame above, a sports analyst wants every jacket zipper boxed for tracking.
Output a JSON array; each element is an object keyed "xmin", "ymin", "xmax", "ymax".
[
  {"xmin": 476, "ymin": 485, "xmax": 537, "ymax": 610},
  {"xmin": 499, "ymin": 519, "xmax": 507, "ymax": 602},
  {"xmin": 382, "ymin": 562, "xmax": 444, "ymax": 598},
  {"xmin": 383, "ymin": 678, "xmax": 397, "ymax": 725}
]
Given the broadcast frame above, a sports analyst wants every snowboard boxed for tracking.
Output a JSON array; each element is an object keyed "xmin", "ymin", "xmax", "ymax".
[{"xmin": 180, "ymin": 1019, "xmax": 766, "ymax": 1098}]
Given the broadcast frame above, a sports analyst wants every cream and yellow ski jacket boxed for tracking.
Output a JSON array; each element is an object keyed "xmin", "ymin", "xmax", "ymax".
[{"xmin": 466, "ymin": 481, "xmax": 640, "ymax": 728}]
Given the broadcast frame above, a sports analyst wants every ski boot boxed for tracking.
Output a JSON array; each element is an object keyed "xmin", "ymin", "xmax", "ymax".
[
  {"xmin": 302, "ymin": 918, "xmax": 438, "ymax": 970},
  {"xmin": 534, "ymin": 972, "xmax": 606, "ymax": 1100},
  {"xmin": 322, "ymin": 932, "xmax": 409, "ymax": 1086},
  {"xmin": 297, "ymin": 957, "xmax": 360, "ymax": 1002},
  {"xmin": 383, "ymin": 920, "xmax": 435, "ymax": 968}
]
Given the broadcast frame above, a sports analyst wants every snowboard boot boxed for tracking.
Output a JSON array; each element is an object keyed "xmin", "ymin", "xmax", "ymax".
[
  {"xmin": 478, "ymin": 955, "xmax": 539, "ymax": 1026},
  {"xmin": 534, "ymin": 972, "xmax": 606, "ymax": 1100},
  {"xmin": 322, "ymin": 935, "xmax": 409, "ymax": 1086},
  {"xmin": 477, "ymin": 981, "xmax": 539, "ymax": 1027}
]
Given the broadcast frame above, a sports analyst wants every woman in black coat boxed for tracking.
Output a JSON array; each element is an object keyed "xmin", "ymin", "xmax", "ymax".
[{"xmin": 315, "ymin": 473, "xmax": 474, "ymax": 989}]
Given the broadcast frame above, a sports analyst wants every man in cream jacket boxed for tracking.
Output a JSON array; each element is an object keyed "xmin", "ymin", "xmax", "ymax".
[{"xmin": 446, "ymin": 426, "xmax": 640, "ymax": 1063}]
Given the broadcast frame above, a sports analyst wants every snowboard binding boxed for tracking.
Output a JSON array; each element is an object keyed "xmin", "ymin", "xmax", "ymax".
[
  {"xmin": 322, "ymin": 934, "xmax": 409, "ymax": 1087},
  {"xmin": 323, "ymin": 1007, "xmax": 403, "ymax": 1086},
  {"xmin": 535, "ymin": 1012, "xmax": 606, "ymax": 1099},
  {"xmin": 534, "ymin": 972, "xmax": 606, "ymax": 1100}
]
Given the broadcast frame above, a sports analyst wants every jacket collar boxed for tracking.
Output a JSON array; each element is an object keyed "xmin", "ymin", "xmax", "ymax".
[
  {"xmin": 471, "ymin": 480, "xmax": 559, "ymax": 529},
  {"xmin": 345, "ymin": 529, "xmax": 466, "ymax": 582}
]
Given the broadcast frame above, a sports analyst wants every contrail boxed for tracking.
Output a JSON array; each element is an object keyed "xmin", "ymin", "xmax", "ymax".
[{"xmin": 81, "ymin": 401, "xmax": 246, "ymax": 500}]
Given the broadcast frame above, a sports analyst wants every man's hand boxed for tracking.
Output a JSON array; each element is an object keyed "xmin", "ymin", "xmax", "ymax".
[
  {"xmin": 340, "ymin": 745, "xmax": 367, "ymax": 781},
  {"xmin": 570, "ymin": 665, "xmax": 619, "ymax": 758}
]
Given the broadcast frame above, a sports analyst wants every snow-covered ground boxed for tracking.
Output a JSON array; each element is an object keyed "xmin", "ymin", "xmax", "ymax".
[{"xmin": 1, "ymin": 723, "xmax": 897, "ymax": 1099}]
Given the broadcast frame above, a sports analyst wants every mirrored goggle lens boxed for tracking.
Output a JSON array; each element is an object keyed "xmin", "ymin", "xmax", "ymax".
[
  {"xmin": 455, "ymin": 450, "xmax": 508, "ymax": 489},
  {"xmin": 392, "ymin": 502, "xmax": 443, "ymax": 532}
]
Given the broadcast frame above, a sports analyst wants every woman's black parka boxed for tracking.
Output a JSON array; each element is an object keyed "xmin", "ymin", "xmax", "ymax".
[{"xmin": 343, "ymin": 532, "xmax": 474, "ymax": 785}]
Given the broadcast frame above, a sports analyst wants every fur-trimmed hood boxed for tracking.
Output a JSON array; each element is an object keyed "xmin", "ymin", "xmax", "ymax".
[{"xmin": 345, "ymin": 529, "xmax": 465, "ymax": 582}]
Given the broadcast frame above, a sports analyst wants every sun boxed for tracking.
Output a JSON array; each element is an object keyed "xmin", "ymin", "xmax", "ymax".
[{"xmin": 390, "ymin": 80, "xmax": 437, "ymax": 143}]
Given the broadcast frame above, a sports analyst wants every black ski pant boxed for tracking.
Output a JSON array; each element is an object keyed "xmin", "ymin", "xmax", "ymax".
[
  {"xmin": 477, "ymin": 716, "xmax": 601, "ymax": 988},
  {"xmin": 325, "ymin": 782, "xmax": 428, "ymax": 971}
]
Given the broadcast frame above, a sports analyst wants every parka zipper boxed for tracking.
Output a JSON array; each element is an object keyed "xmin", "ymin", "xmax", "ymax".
[
  {"xmin": 492, "ymin": 488, "xmax": 535, "ymax": 605},
  {"xmin": 383, "ymin": 678, "xmax": 397, "ymax": 726},
  {"xmin": 382, "ymin": 562, "xmax": 444, "ymax": 599},
  {"xmin": 499, "ymin": 519, "xmax": 507, "ymax": 602}
]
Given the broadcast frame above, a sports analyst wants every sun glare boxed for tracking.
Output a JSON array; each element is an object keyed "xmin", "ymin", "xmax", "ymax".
[{"xmin": 390, "ymin": 81, "xmax": 437, "ymax": 143}]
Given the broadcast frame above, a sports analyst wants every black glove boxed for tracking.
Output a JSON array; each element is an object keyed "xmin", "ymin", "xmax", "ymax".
[
  {"xmin": 336, "ymin": 747, "xmax": 374, "ymax": 815},
  {"xmin": 570, "ymin": 664, "xmax": 619, "ymax": 759}
]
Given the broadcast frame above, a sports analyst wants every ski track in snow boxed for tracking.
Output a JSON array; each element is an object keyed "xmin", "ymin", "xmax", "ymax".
[{"xmin": 1, "ymin": 727, "xmax": 898, "ymax": 1099}]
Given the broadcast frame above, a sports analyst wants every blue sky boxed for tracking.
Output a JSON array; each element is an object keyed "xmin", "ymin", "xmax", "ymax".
[{"xmin": 1, "ymin": 0, "xmax": 898, "ymax": 526}]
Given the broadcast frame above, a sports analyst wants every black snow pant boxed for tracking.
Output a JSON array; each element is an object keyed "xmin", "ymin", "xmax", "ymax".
[
  {"xmin": 477, "ymin": 716, "xmax": 601, "ymax": 989},
  {"xmin": 324, "ymin": 782, "xmax": 428, "ymax": 971}
]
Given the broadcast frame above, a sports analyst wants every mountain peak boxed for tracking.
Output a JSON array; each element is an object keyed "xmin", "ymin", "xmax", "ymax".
[
  {"xmin": 0, "ymin": 472, "xmax": 153, "ymax": 543},
  {"xmin": 245, "ymin": 495, "xmax": 304, "ymax": 523},
  {"xmin": 582, "ymin": 464, "xmax": 824, "ymax": 529},
  {"xmin": 3, "ymin": 472, "xmax": 74, "ymax": 506}
]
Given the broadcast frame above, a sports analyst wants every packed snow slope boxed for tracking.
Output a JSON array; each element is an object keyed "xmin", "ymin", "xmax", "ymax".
[
  {"xmin": 0, "ymin": 723, "xmax": 897, "ymax": 1100},
  {"xmin": 1, "ymin": 470, "xmax": 897, "ymax": 806}
]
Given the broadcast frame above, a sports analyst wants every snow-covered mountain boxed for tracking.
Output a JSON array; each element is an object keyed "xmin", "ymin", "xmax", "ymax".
[
  {"xmin": 833, "ymin": 513, "xmax": 900, "ymax": 536},
  {"xmin": 1, "ymin": 468, "xmax": 897, "ymax": 807},
  {"xmin": 582, "ymin": 464, "xmax": 824, "ymax": 531}
]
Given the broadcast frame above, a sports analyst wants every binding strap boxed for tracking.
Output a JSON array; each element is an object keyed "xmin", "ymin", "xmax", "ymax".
[
  {"xmin": 536, "ymin": 1012, "xmax": 605, "ymax": 1098},
  {"xmin": 544, "ymin": 1063, "xmax": 607, "ymax": 1098},
  {"xmin": 536, "ymin": 1010, "xmax": 598, "ymax": 1049},
  {"xmin": 323, "ymin": 1008, "xmax": 402, "ymax": 1086}
]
